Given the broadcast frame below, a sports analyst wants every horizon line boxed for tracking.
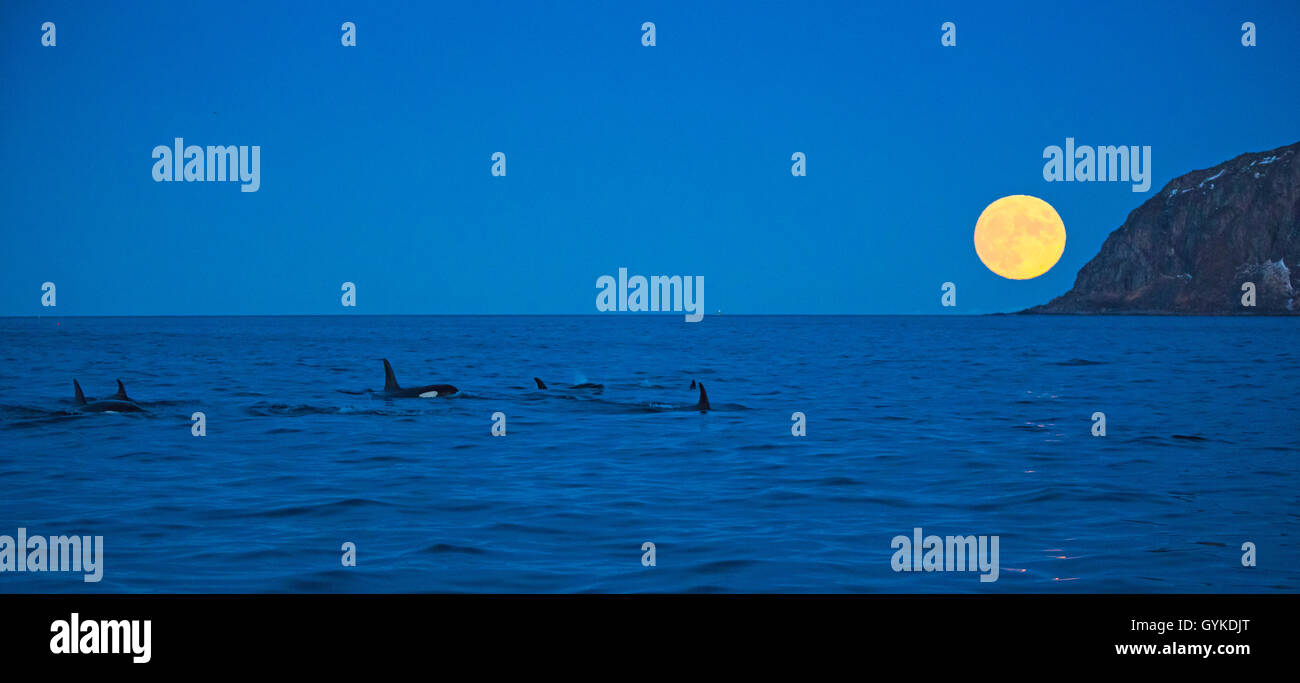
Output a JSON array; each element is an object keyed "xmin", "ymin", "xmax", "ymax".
[
  {"xmin": 5, "ymin": 312, "xmax": 1293, "ymax": 319},
  {"xmin": 4, "ymin": 312, "xmax": 1011, "ymax": 318}
]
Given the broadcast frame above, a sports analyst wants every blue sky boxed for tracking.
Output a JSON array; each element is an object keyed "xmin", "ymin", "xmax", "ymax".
[{"xmin": 2, "ymin": 0, "xmax": 1297, "ymax": 315}]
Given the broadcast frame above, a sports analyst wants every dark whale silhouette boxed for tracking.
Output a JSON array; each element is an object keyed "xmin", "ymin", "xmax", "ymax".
[
  {"xmin": 532, "ymin": 377, "xmax": 602, "ymax": 391},
  {"xmin": 379, "ymin": 359, "xmax": 458, "ymax": 398},
  {"xmin": 534, "ymin": 376, "xmax": 707, "ymax": 410},
  {"xmin": 73, "ymin": 379, "xmax": 144, "ymax": 413}
]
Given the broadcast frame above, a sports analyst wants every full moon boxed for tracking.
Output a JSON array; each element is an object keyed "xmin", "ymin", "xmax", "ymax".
[{"xmin": 973, "ymin": 195, "xmax": 1066, "ymax": 280}]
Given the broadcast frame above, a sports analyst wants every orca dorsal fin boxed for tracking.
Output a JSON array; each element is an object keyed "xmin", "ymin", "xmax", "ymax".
[
  {"xmin": 696, "ymin": 382, "xmax": 710, "ymax": 412},
  {"xmin": 381, "ymin": 359, "xmax": 400, "ymax": 391},
  {"xmin": 690, "ymin": 379, "xmax": 696, "ymax": 389},
  {"xmin": 534, "ymin": 377, "xmax": 547, "ymax": 390},
  {"xmin": 114, "ymin": 379, "xmax": 130, "ymax": 400},
  {"xmin": 74, "ymin": 379, "xmax": 87, "ymax": 405}
]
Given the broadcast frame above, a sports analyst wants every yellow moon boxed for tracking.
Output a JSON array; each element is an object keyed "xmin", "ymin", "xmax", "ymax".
[{"xmin": 973, "ymin": 195, "xmax": 1066, "ymax": 280}]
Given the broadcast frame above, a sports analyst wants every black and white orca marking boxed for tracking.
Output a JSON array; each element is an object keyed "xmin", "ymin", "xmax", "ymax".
[{"xmin": 379, "ymin": 359, "xmax": 458, "ymax": 398}]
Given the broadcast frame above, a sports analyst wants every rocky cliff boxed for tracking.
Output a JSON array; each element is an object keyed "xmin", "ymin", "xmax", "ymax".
[{"xmin": 1024, "ymin": 141, "xmax": 1299, "ymax": 314}]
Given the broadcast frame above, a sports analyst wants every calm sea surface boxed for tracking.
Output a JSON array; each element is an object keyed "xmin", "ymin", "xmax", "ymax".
[{"xmin": 0, "ymin": 315, "xmax": 1296, "ymax": 592}]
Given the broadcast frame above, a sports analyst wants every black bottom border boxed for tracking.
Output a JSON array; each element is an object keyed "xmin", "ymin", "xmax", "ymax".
[{"xmin": 0, "ymin": 593, "xmax": 1291, "ymax": 670}]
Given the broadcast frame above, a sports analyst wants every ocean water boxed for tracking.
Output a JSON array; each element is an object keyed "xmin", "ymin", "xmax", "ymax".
[{"xmin": 0, "ymin": 315, "xmax": 1295, "ymax": 593}]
